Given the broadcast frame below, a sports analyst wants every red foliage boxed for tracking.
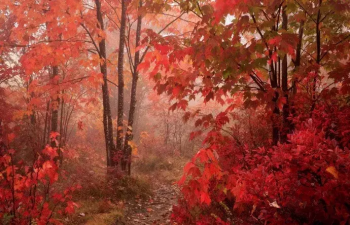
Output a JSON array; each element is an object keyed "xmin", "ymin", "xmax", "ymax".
[
  {"xmin": 172, "ymin": 114, "xmax": 350, "ymax": 224},
  {"xmin": 0, "ymin": 147, "xmax": 78, "ymax": 225}
]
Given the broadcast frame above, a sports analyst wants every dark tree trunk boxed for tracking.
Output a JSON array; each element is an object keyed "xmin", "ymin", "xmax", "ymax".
[
  {"xmin": 271, "ymin": 50, "xmax": 279, "ymax": 146},
  {"xmin": 281, "ymin": 6, "xmax": 289, "ymax": 144},
  {"xmin": 311, "ymin": 0, "xmax": 322, "ymax": 113},
  {"xmin": 28, "ymin": 76, "xmax": 36, "ymax": 125},
  {"xmin": 42, "ymin": 101, "xmax": 50, "ymax": 147},
  {"xmin": 58, "ymin": 89, "xmax": 65, "ymax": 161},
  {"xmin": 47, "ymin": 110, "xmax": 51, "ymax": 146},
  {"xmin": 118, "ymin": 0, "xmax": 127, "ymax": 170},
  {"xmin": 124, "ymin": 0, "xmax": 142, "ymax": 175},
  {"xmin": 50, "ymin": 66, "xmax": 59, "ymax": 148},
  {"xmin": 266, "ymin": 13, "xmax": 280, "ymax": 146},
  {"xmin": 0, "ymin": 120, "xmax": 6, "ymax": 155},
  {"xmin": 295, "ymin": 20, "xmax": 304, "ymax": 72},
  {"xmin": 290, "ymin": 19, "xmax": 305, "ymax": 132},
  {"xmin": 95, "ymin": 0, "xmax": 115, "ymax": 167}
]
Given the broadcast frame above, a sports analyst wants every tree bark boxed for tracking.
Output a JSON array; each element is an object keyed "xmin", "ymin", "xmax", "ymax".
[
  {"xmin": 50, "ymin": 66, "xmax": 59, "ymax": 149},
  {"xmin": 42, "ymin": 101, "xmax": 50, "ymax": 148},
  {"xmin": 118, "ymin": 0, "xmax": 127, "ymax": 170},
  {"xmin": 95, "ymin": 0, "xmax": 115, "ymax": 167},
  {"xmin": 58, "ymin": 89, "xmax": 65, "ymax": 161},
  {"xmin": 265, "ymin": 12, "xmax": 279, "ymax": 146},
  {"xmin": 271, "ymin": 50, "xmax": 279, "ymax": 145},
  {"xmin": 311, "ymin": 0, "xmax": 322, "ymax": 113},
  {"xmin": 281, "ymin": 6, "xmax": 289, "ymax": 143},
  {"xmin": 124, "ymin": 0, "xmax": 142, "ymax": 175},
  {"xmin": 29, "ymin": 75, "xmax": 36, "ymax": 125},
  {"xmin": 0, "ymin": 120, "xmax": 6, "ymax": 155},
  {"xmin": 290, "ymin": 19, "xmax": 305, "ymax": 132}
]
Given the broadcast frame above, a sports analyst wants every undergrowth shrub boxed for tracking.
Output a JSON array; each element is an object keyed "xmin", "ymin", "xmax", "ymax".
[
  {"xmin": 0, "ymin": 146, "xmax": 78, "ymax": 225},
  {"xmin": 172, "ymin": 118, "xmax": 350, "ymax": 224}
]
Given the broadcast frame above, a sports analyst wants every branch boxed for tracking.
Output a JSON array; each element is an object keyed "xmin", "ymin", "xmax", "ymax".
[
  {"xmin": 250, "ymin": 14, "xmax": 269, "ymax": 50},
  {"xmin": 275, "ymin": 1, "xmax": 285, "ymax": 30},
  {"xmin": 107, "ymin": 78, "xmax": 118, "ymax": 87},
  {"xmin": 320, "ymin": 33, "xmax": 350, "ymax": 61},
  {"xmin": 196, "ymin": 1, "xmax": 204, "ymax": 17},
  {"xmin": 173, "ymin": 0, "xmax": 202, "ymax": 18},
  {"xmin": 320, "ymin": 10, "xmax": 334, "ymax": 23},
  {"xmin": 294, "ymin": 0, "xmax": 317, "ymax": 23},
  {"xmin": 140, "ymin": 12, "xmax": 185, "ymax": 63},
  {"xmin": 104, "ymin": 0, "xmax": 121, "ymax": 24},
  {"xmin": 154, "ymin": 12, "xmax": 197, "ymax": 24},
  {"xmin": 125, "ymin": 15, "xmax": 135, "ymax": 73},
  {"xmin": 105, "ymin": 14, "xmax": 120, "ymax": 30},
  {"xmin": 80, "ymin": 23, "xmax": 101, "ymax": 57},
  {"xmin": 250, "ymin": 74, "xmax": 267, "ymax": 92}
]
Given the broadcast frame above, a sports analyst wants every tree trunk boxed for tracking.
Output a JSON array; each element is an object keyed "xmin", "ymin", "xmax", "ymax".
[
  {"xmin": 58, "ymin": 89, "xmax": 65, "ymax": 162},
  {"xmin": 281, "ymin": 6, "xmax": 289, "ymax": 144},
  {"xmin": 50, "ymin": 66, "xmax": 59, "ymax": 149},
  {"xmin": 42, "ymin": 101, "xmax": 50, "ymax": 147},
  {"xmin": 118, "ymin": 0, "xmax": 127, "ymax": 170},
  {"xmin": 271, "ymin": 49, "xmax": 279, "ymax": 145},
  {"xmin": 0, "ymin": 119, "xmax": 6, "ymax": 155},
  {"xmin": 95, "ymin": 0, "xmax": 115, "ymax": 167},
  {"xmin": 311, "ymin": 0, "xmax": 322, "ymax": 113},
  {"xmin": 290, "ymin": 19, "xmax": 305, "ymax": 132},
  {"xmin": 124, "ymin": 0, "xmax": 142, "ymax": 175},
  {"xmin": 29, "ymin": 76, "xmax": 36, "ymax": 125}
]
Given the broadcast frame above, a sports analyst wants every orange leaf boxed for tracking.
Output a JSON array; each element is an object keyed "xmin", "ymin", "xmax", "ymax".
[{"xmin": 326, "ymin": 166, "xmax": 339, "ymax": 179}]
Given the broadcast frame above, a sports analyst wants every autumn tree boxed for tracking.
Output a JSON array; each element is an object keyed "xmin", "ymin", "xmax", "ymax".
[
  {"xmin": 137, "ymin": 0, "xmax": 350, "ymax": 223},
  {"xmin": 93, "ymin": 0, "xmax": 115, "ymax": 167},
  {"xmin": 141, "ymin": 0, "xmax": 350, "ymax": 145},
  {"xmin": 123, "ymin": 0, "xmax": 142, "ymax": 174},
  {"xmin": 117, "ymin": 0, "xmax": 127, "ymax": 170},
  {"xmin": 118, "ymin": 0, "xmax": 196, "ymax": 174}
]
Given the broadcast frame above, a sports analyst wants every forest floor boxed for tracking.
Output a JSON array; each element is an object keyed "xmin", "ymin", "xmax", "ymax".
[
  {"xmin": 122, "ymin": 180, "xmax": 179, "ymax": 225},
  {"xmin": 63, "ymin": 154, "xmax": 188, "ymax": 225},
  {"xmin": 121, "ymin": 155, "xmax": 186, "ymax": 225}
]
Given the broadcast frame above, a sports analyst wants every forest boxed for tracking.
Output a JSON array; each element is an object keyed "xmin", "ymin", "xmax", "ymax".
[{"xmin": 1, "ymin": 0, "xmax": 350, "ymax": 224}]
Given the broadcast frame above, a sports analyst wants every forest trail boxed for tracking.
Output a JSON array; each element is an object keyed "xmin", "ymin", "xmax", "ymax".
[{"xmin": 121, "ymin": 181, "xmax": 179, "ymax": 225}]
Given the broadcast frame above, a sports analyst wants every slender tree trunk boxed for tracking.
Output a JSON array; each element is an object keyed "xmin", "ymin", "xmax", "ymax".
[
  {"xmin": 29, "ymin": 76, "xmax": 36, "ymax": 125},
  {"xmin": 47, "ymin": 111, "xmax": 51, "ymax": 146},
  {"xmin": 0, "ymin": 119, "xmax": 6, "ymax": 155},
  {"xmin": 290, "ymin": 19, "xmax": 305, "ymax": 132},
  {"xmin": 311, "ymin": 0, "xmax": 322, "ymax": 113},
  {"xmin": 50, "ymin": 66, "xmax": 59, "ymax": 148},
  {"xmin": 269, "ymin": 6, "xmax": 285, "ymax": 145},
  {"xmin": 124, "ymin": 0, "xmax": 142, "ymax": 175},
  {"xmin": 295, "ymin": 21, "xmax": 304, "ymax": 72},
  {"xmin": 281, "ymin": 6, "xmax": 289, "ymax": 143},
  {"xmin": 42, "ymin": 101, "xmax": 50, "ymax": 147},
  {"xmin": 271, "ymin": 52, "xmax": 279, "ymax": 145},
  {"xmin": 58, "ymin": 89, "xmax": 65, "ymax": 161},
  {"xmin": 118, "ymin": 0, "xmax": 127, "ymax": 170},
  {"xmin": 95, "ymin": 0, "xmax": 115, "ymax": 167},
  {"xmin": 63, "ymin": 105, "xmax": 74, "ymax": 146},
  {"xmin": 124, "ymin": 1, "xmax": 142, "ymax": 175}
]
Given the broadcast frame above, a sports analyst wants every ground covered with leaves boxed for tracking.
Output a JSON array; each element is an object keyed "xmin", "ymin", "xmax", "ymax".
[{"xmin": 123, "ymin": 182, "xmax": 179, "ymax": 225}]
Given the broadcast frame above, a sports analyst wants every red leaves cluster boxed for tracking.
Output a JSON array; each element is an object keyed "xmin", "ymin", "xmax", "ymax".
[
  {"xmin": 172, "ymin": 114, "xmax": 350, "ymax": 224},
  {"xmin": 0, "ymin": 147, "xmax": 78, "ymax": 224}
]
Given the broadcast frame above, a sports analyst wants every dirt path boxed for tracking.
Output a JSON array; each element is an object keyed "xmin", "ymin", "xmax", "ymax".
[{"xmin": 122, "ymin": 182, "xmax": 179, "ymax": 225}]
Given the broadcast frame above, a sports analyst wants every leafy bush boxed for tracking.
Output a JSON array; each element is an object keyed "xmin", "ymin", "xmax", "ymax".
[
  {"xmin": 0, "ymin": 146, "xmax": 78, "ymax": 225},
  {"xmin": 172, "ymin": 119, "xmax": 350, "ymax": 224}
]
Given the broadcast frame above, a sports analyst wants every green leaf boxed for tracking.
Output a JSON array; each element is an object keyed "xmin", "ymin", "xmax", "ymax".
[
  {"xmin": 223, "ymin": 67, "xmax": 233, "ymax": 79},
  {"xmin": 154, "ymin": 72, "xmax": 161, "ymax": 81}
]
